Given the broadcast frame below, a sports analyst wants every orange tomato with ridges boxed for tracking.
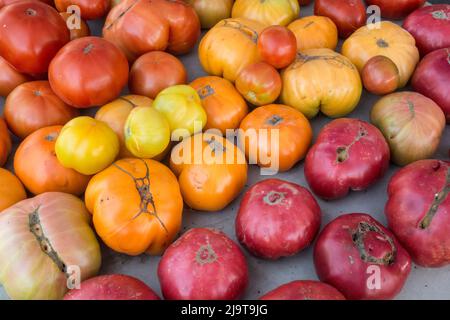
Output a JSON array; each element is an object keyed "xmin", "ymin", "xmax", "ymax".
[{"xmin": 0, "ymin": 168, "xmax": 26, "ymax": 212}]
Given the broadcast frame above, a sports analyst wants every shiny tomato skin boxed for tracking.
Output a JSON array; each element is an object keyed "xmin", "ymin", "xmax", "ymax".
[
  {"xmin": 0, "ymin": 1, "xmax": 69, "ymax": 75},
  {"xmin": 0, "ymin": 56, "xmax": 31, "ymax": 97},
  {"xmin": 260, "ymin": 280, "xmax": 345, "ymax": 300},
  {"xmin": 361, "ymin": 55, "xmax": 400, "ymax": 95},
  {"xmin": 48, "ymin": 37, "xmax": 129, "ymax": 108},
  {"xmin": 366, "ymin": 0, "xmax": 425, "ymax": 20},
  {"xmin": 55, "ymin": 0, "xmax": 110, "ymax": 20},
  {"xmin": 258, "ymin": 26, "xmax": 297, "ymax": 69}
]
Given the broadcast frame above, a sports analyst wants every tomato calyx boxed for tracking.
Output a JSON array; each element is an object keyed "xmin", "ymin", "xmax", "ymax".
[
  {"xmin": 29, "ymin": 207, "xmax": 69, "ymax": 276},
  {"xmin": 198, "ymin": 85, "xmax": 215, "ymax": 99},
  {"xmin": 263, "ymin": 191, "xmax": 285, "ymax": 206},
  {"xmin": 266, "ymin": 115, "xmax": 283, "ymax": 126},
  {"xmin": 351, "ymin": 221, "xmax": 397, "ymax": 266},
  {"xmin": 44, "ymin": 132, "xmax": 58, "ymax": 142},
  {"xmin": 431, "ymin": 10, "xmax": 449, "ymax": 20},
  {"xmin": 336, "ymin": 125, "xmax": 368, "ymax": 163},
  {"xmin": 406, "ymin": 100, "xmax": 415, "ymax": 119},
  {"xmin": 419, "ymin": 167, "xmax": 450, "ymax": 230},
  {"xmin": 195, "ymin": 243, "xmax": 218, "ymax": 265},
  {"xmin": 376, "ymin": 38, "xmax": 389, "ymax": 48},
  {"xmin": 83, "ymin": 43, "xmax": 94, "ymax": 55},
  {"xmin": 222, "ymin": 20, "xmax": 258, "ymax": 44},
  {"xmin": 25, "ymin": 8, "xmax": 37, "ymax": 16}
]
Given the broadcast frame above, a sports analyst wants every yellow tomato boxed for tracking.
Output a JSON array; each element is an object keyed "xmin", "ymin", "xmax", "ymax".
[
  {"xmin": 55, "ymin": 116, "xmax": 120, "ymax": 175},
  {"xmin": 232, "ymin": 0, "xmax": 299, "ymax": 26},
  {"xmin": 281, "ymin": 48, "xmax": 362, "ymax": 119},
  {"xmin": 96, "ymin": 95, "xmax": 153, "ymax": 158},
  {"xmin": 153, "ymin": 85, "xmax": 207, "ymax": 138},
  {"xmin": 124, "ymin": 106, "xmax": 171, "ymax": 159}
]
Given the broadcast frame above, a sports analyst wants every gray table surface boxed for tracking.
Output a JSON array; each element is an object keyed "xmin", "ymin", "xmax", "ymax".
[{"xmin": 1, "ymin": 3, "xmax": 449, "ymax": 300}]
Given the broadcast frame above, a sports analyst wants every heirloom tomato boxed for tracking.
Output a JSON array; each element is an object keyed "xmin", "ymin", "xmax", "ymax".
[
  {"xmin": 48, "ymin": 37, "xmax": 129, "ymax": 108},
  {"xmin": 60, "ymin": 12, "xmax": 90, "ymax": 40},
  {"xmin": 0, "ymin": 117, "xmax": 11, "ymax": 167},
  {"xmin": 281, "ymin": 48, "xmax": 362, "ymax": 119},
  {"xmin": 0, "ymin": 192, "xmax": 101, "ymax": 300},
  {"xmin": 55, "ymin": 0, "xmax": 110, "ymax": 20},
  {"xmin": 187, "ymin": 0, "xmax": 233, "ymax": 29},
  {"xmin": 260, "ymin": 281, "xmax": 345, "ymax": 300},
  {"xmin": 370, "ymin": 92, "xmax": 445, "ymax": 166},
  {"xmin": 55, "ymin": 117, "xmax": 120, "ymax": 175},
  {"xmin": 361, "ymin": 56, "xmax": 400, "ymax": 95},
  {"xmin": 170, "ymin": 133, "xmax": 248, "ymax": 212},
  {"xmin": 257, "ymin": 26, "xmax": 297, "ymax": 69},
  {"xmin": 0, "ymin": 168, "xmax": 26, "ymax": 212},
  {"xmin": 288, "ymin": 16, "xmax": 338, "ymax": 51},
  {"xmin": 239, "ymin": 104, "xmax": 312, "ymax": 173},
  {"xmin": 0, "ymin": 1, "xmax": 69, "ymax": 75},
  {"xmin": 14, "ymin": 126, "xmax": 91, "ymax": 195},
  {"xmin": 235, "ymin": 62, "xmax": 282, "ymax": 106},
  {"xmin": 190, "ymin": 76, "xmax": 248, "ymax": 134},
  {"xmin": 199, "ymin": 18, "xmax": 265, "ymax": 82},
  {"xmin": 4, "ymin": 81, "xmax": 79, "ymax": 139},
  {"xmin": 232, "ymin": 0, "xmax": 299, "ymax": 26},
  {"xmin": 95, "ymin": 95, "xmax": 153, "ymax": 158},
  {"xmin": 85, "ymin": 158, "xmax": 183, "ymax": 256},
  {"xmin": 314, "ymin": 213, "xmax": 411, "ymax": 300},
  {"xmin": 366, "ymin": 0, "xmax": 425, "ymax": 20},
  {"xmin": 158, "ymin": 228, "xmax": 248, "ymax": 300},
  {"xmin": 342, "ymin": 21, "xmax": 419, "ymax": 88},
  {"xmin": 0, "ymin": 56, "xmax": 30, "ymax": 97},
  {"xmin": 129, "ymin": 51, "xmax": 187, "ymax": 99},
  {"xmin": 153, "ymin": 85, "xmax": 207, "ymax": 137}
]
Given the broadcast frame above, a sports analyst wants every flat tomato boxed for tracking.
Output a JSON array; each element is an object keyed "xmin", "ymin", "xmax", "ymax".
[
  {"xmin": 288, "ymin": 16, "xmax": 338, "ymax": 51},
  {"xmin": 235, "ymin": 62, "xmax": 282, "ymax": 106},
  {"xmin": 153, "ymin": 85, "xmax": 207, "ymax": 138},
  {"xmin": 239, "ymin": 104, "xmax": 312, "ymax": 172},
  {"xmin": 0, "ymin": 56, "xmax": 30, "ymax": 97},
  {"xmin": 48, "ymin": 36, "xmax": 129, "ymax": 108},
  {"xmin": 129, "ymin": 51, "xmax": 187, "ymax": 99},
  {"xmin": 190, "ymin": 76, "xmax": 248, "ymax": 134},
  {"xmin": 187, "ymin": 0, "xmax": 233, "ymax": 29},
  {"xmin": 55, "ymin": 0, "xmax": 110, "ymax": 20},
  {"xmin": 14, "ymin": 126, "xmax": 91, "ymax": 195},
  {"xmin": 366, "ymin": 0, "xmax": 425, "ymax": 20},
  {"xmin": 55, "ymin": 116, "xmax": 120, "ymax": 175},
  {"xmin": 257, "ymin": 26, "xmax": 297, "ymax": 69},
  {"xmin": 85, "ymin": 158, "xmax": 183, "ymax": 256},
  {"xmin": 260, "ymin": 280, "xmax": 345, "ymax": 300},
  {"xmin": 0, "ymin": 1, "xmax": 69, "ymax": 74},
  {"xmin": 0, "ymin": 117, "xmax": 11, "ymax": 167},
  {"xmin": 4, "ymin": 81, "xmax": 79, "ymax": 139},
  {"xmin": 0, "ymin": 168, "xmax": 26, "ymax": 212},
  {"xmin": 232, "ymin": 0, "xmax": 299, "ymax": 26},
  {"xmin": 361, "ymin": 56, "xmax": 400, "ymax": 95},
  {"xmin": 60, "ymin": 12, "xmax": 90, "ymax": 40},
  {"xmin": 95, "ymin": 95, "xmax": 153, "ymax": 158},
  {"xmin": 170, "ymin": 133, "xmax": 248, "ymax": 212}
]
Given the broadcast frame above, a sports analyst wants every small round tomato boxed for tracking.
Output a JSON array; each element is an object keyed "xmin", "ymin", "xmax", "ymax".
[
  {"xmin": 0, "ymin": 117, "xmax": 11, "ymax": 167},
  {"xmin": 95, "ymin": 95, "xmax": 153, "ymax": 158},
  {"xmin": 55, "ymin": 116, "xmax": 120, "ymax": 175},
  {"xmin": 0, "ymin": 168, "xmax": 26, "ymax": 212},
  {"xmin": 49, "ymin": 36, "xmax": 129, "ymax": 108},
  {"xmin": 4, "ymin": 81, "xmax": 79, "ymax": 139},
  {"xmin": 14, "ymin": 126, "xmax": 91, "ymax": 195},
  {"xmin": 239, "ymin": 104, "xmax": 313, "ymax": 172},
  {"xmin": 60, "ymin": 12, "xmax": 91, "ymax": 40},
  {"xmin": 258, "ymin": 26, "xmax": 297, "ymax": 69},
  {"xmin": 235, "ymin": 62, "xmax": 282, "ymax": 106},
  {"xmin": 260, "ymin": 280, "xmax": 346, "ymax": 300},
  {"xmin": 124, "ymin": 106, "xmax": 171, "ymax": 159},
  {"xmin": 129, "ymin": 51, "xmax": 187, "ymax": 99},
  {"xmin": 0, "ymin": 56, "xmax": 30, "ymax": 97},
  {"xmin": 0, "ymin": 1, "xmax": 70, "ymax": 75},
  {"xmin": 153, "ymin": 85, "xmax": 207, "ymax": 138},
  {"xmin": 362, "ymin": 56, "xmax": 400, "ymax": 95},
  {"xmin": 55, "ymin": 0, "xmax": 110, "ymax": 20}
]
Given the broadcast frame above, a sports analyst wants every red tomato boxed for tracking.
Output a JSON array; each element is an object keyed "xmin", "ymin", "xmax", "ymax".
[
  {"xmin": 0, "ymin": 56, "xmax": 31, "ymax": 97},
  {"xmin": 235, "ymin": 62, "xmax": 282, "ymax": 106},
  {"xmin": 366, "ymin": 0, "xmax": 425, "ymax": 20},
  {"xmin": 129, "ymin": 51, "xmax": 187, "ymax": 99},
  {"xmin": 48, "ymin": 37, "xmax": 129, "ymax": 108},
  {"xmin": 298, "ymin": 0, "xmax": 311, "ymax": 5},
  {"xmin": 0, "ymin": 1, "xmax": 69, "ymax": 74},
  {"xmin": 361, "ymin": 55, "xmax": 400, "ymax": 95},
  {"xmin": 64, "ymin": 274, "xmax": 160, "ymax": 300},
  {"xmin": 314, "ymin": 0, "xmax": 366, "ymax": 38},
  {"xmin": 257, "ymin": 26, "xmax": 297, "ymax": 69},
  {"xmin": 260, "ymin": 280, "xmax": 345, "ymax": 300},
  {"xmin": 236, "ymin": 179, "xmax": 321, "ymax": 260},
  {"xmin": 55, "ymin": 0, "xmax": 110, "ymax": 20},
  {"xmin": 0, "ymin": 0, "xmax": 53, "ymax": 9},
  {"xmin": 158, "ymin": 228, "xmax": 248, "ymax": 300}
]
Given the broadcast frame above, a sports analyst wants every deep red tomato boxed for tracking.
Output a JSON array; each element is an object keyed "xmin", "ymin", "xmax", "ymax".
[
  {"xmin": 305, "ymin": 119, "xmax": 390, "ymax": 200},
  {"xmin": 314, "ymin": 213, "xmax": 412, "ymax": 300},
  {"xmin": 48, "ymin": 36, "xmax": 129, "ymax": 108},
  {"xmin": 260, "ymin": 280, "xmax": 345, "ymax": 300},
  {"xmin": 55, "ymin": 0, "xmax": 110, "ymax": 20},
  {"xmin": 129, "ymin": 51, "xmax": 187, "ymax": 99},
  {"xmin": 0, "ymin": 1, "xmax": 69, "ymax": 75},
  {"xmin": 0, "ymin": 56, "xmax": 31, "ymax": 97},
  {"xmin": 385, "ymin": 160, "xmax": 450, "ymax": 267},
  {"xmin": 366, "ymin": 0, "xmax": 425, "ymax": 20},
  {"xmin": 257, "ymin": 26, "xmax": 297, "ymax": 69},
  {"xmin": 236, "ymin": 179, "xmax": 321, "ymax": 260},
  {"xmin": 158, "ymin": 228, "xmax": 248, "ymax": 300},
  {"xmin": 298, "ymin": 0, "xmax": 311, "ymax": 5},
  {"xmin": 314, "ymin": 0, "xmax": 366, "ymax": 38}
]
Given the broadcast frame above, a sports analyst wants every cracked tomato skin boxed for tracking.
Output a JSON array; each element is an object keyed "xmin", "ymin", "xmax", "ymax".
[
  {"xmin": 85, "ymin": 158, "xmax": 183, "ymax": 256},
  {"xmin": 385, "ymin": 160, "xmax": 450, "ymax": 268},
  {"xmin": 236, "ymin": 179, "xmax": 321, "ymax": 260},
  {"xmin": 158, "ymin": 228, "xmax": 248, "ymax": 300},
  {"xmin": 305, "ymin": 119, "xmax": 390, "ymax": 200},
  {"xmin": 260, "ymin": 280, "xmax": 345, "ymax": 300},
  {"xmin": 64, "ymin": 274, "xmax": 160, "ymax": 300},
  {"xmin": 314, "ymin": 213, "xmax": 411, "ymax": 300}
]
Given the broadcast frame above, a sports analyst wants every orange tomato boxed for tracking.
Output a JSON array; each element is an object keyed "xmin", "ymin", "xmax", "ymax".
[
  {"xmin": 190, "ymin": 76, "xmax": 248, "ymax": 134},
  {"xmin": 0, "ymin": 117, "xmax": 11, "ymax": 167},
  {"xmin": 85, "ymin": 158, "xmax": 183, "ymax": 256},
  {"xmin": 288, "ymin": 16, "xmax": 338, "ymax": 51},
  {"xmin": 14, "ymin": 126, "xmax": 91, "ymax": 195},
  {"xmin": 0, "ymin": 168, "xmax": 26, "ymax": 212},
  {"xmin": 170, "ymin": 133, "xmax": 248, "ymax": 212},
  {"xmin": 239, "ymin": 104, "xmax": 313, "ymax": 172}
]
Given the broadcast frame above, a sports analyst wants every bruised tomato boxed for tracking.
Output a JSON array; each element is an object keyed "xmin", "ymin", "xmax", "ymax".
[
  {"xmin": 257, "ymin": 26, "xmax": 297, "ymax": 69},
  {"xmin": 55, "ymin": 0, "xmax": 110, "ymax": 20},
  {"xmin": 260, "ymin": 280, "xmax": 345, "ymax": 300},
  {"xmin": 0, "ymin": 56, "xmax": 30, "ymax": 97}
]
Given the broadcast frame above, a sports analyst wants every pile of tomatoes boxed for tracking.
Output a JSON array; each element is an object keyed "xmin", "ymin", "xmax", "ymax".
[{"xmin": 0, "ymin": 0, "xmax": 449, "ymax": 301}]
